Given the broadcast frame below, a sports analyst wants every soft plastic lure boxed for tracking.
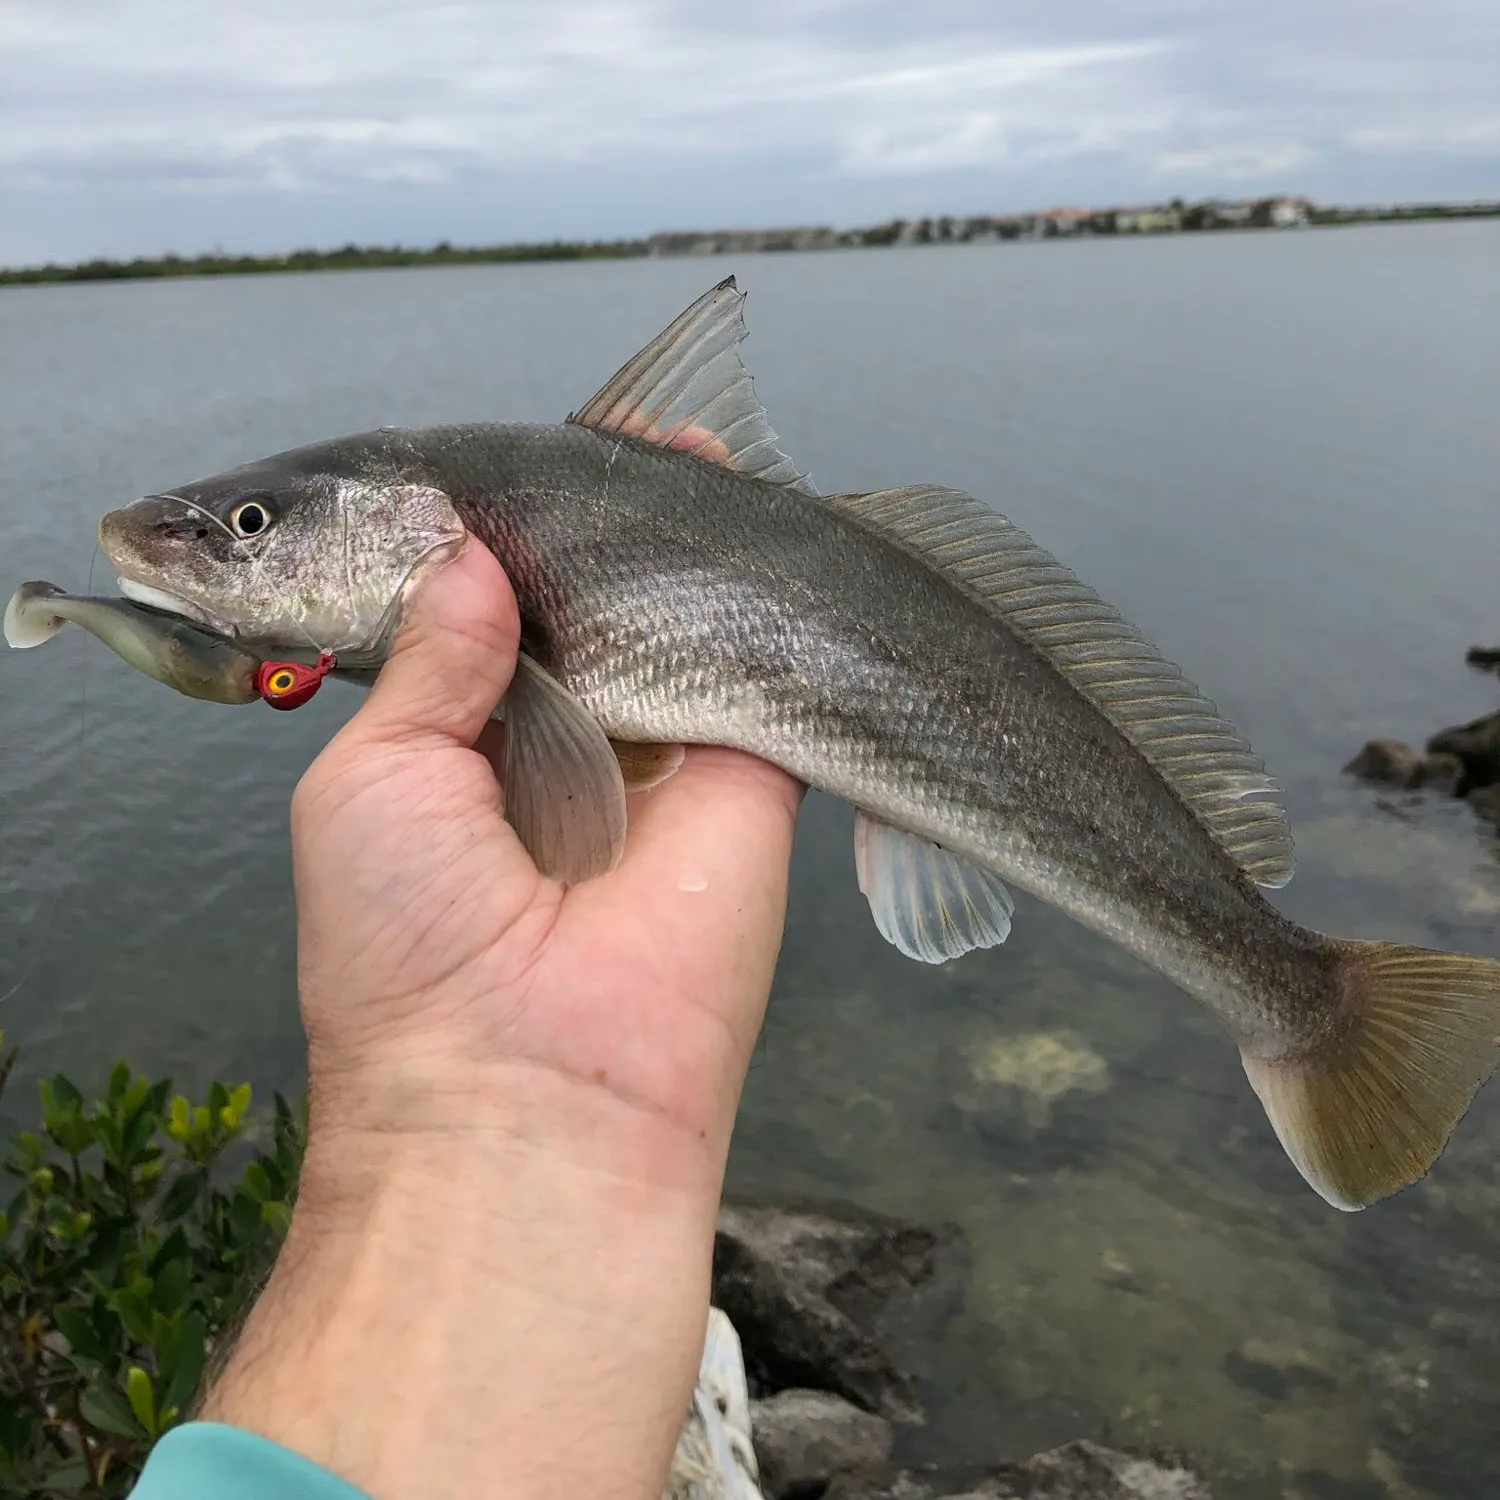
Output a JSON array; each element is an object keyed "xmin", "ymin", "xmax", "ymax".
[{"xmin": 255, "ymin": 652, "xmax": 337, "ymax": 710}]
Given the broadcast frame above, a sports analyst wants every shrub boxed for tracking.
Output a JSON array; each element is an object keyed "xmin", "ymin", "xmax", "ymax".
[{"xmin": 0, "ymin": 1033, "xmax": 305, "ymax": 1497}]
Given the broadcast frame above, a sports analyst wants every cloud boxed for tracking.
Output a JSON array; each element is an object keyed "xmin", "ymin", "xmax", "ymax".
[
  {"xmin": 1155, "ymin": 144, "xmax": 1315, "ymax": 182},
  {"xmin": 1, "ymin": 0, "xmax": 1497, "ymax": 260},
  {"xmin": 1, "ymin": 11, "xmax": 1174, "ymax": 190}
]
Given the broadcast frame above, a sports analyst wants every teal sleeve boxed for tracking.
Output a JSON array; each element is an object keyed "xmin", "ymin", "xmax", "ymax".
[{"xmin": 133, "ymin": 1422, "xmax": 371, "ymax": 1500}]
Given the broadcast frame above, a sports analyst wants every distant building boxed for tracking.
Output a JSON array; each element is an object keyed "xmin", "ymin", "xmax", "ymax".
[
  {"xmin": 1268, "ymin": 195, "xmax": 1312, "ymax": 227},
  {"xmin": 1115, "ymin": 205, "xmax": 1183, "ymax": 233},
  {"xmin": 642, "ymin": 194, "xmax": 1318, "ymax": 262},
  {"xmin": 1037, "ymin": 206, "xmax": 1093, "ymax": 236},
  {"xmin": 1204, "ymin": 199, "xmax": 1254, "ymax": 227}
]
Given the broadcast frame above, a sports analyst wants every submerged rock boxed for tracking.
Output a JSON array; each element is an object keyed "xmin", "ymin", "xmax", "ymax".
[
  {"xmin": 712, "ymin": 1199, "xmax": 970, "ymax": 1424},
  {"xmin": 1417, "ymin": 751, "xmax": 1466, "ymax": 796},
  {"xmin": 1468, "ymin": 784, "xmax": 1500, "ymax": 829},
  {"xmin": 822, "ymin": 1440, "xmax": 1213, "ymax": 1499},
  {"xmin": 1343, "ymin": 739, "xmax": 1421, "ymax": 786},
  {"xmin": 1427, "ymin": 711, "xmax": 1500, "ymax": 791},
  {"xmin": 750, "ymin": 1390, "xmax": 894, "ymax": 1499},
  {"xmin": 1346, "ymin": 696, "xmax": 1500, "ymax": 833},
  {"xmin": 962, "ymin": 1031, "xmax": 1111, "ymax": 1131}
]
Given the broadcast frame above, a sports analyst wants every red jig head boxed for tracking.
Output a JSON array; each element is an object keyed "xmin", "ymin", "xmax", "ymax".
[{"xmin": 256, "ymin": 651, "xmax": 337, "ymax": 711}]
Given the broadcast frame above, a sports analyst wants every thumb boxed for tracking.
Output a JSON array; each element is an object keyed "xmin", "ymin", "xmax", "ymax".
[{"xmin": 344, "ymin": 534, "xmax": 521, "ymax": 750}]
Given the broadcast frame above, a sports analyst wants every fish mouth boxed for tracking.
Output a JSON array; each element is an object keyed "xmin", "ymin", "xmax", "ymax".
[{"xmin": 116, "ymin": 577, "xmax": 234, "ymax": 638}]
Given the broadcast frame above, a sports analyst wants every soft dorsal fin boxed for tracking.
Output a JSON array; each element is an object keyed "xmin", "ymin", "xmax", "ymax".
[
  {"xmin": 567, "ymin": 276, "xmax": 818, "ymax": 495},
  {"xmin": 829, "ymin": 485, "xmax": 1294, "ymax": 889}
]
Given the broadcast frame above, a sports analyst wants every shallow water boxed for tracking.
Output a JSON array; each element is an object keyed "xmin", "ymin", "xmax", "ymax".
[{"xmin": 3, "ymin": 223, "xmax": 1499, "ymax": 1498}]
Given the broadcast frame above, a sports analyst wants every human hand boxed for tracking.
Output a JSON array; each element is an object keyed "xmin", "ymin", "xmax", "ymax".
[
  {"xmin": 202, "ymin": 535, "xmax": 802, "ymax": 1500},
  {"xmin": 294, "ymin": 532, "xmax": 800, "ymax": 1185}
]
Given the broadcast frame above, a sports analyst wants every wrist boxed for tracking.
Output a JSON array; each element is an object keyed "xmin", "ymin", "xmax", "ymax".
[{"xmin": 203, "ymin": 1072, "xmax": 725, "ymax": 1500}]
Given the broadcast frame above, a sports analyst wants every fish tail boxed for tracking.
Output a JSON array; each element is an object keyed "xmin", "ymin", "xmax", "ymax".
[
  {"xmin": 1241, "ymin": 939, "xmax": 1500, "ymax": 1210},
  {"xmin": 3, "ymin": 582, "xmax": 66, "ymax": 649}
]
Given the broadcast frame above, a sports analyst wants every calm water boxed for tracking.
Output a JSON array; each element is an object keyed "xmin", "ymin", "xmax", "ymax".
[{"xmin": 3, "ymin": 224, "xmax": 1500, "ymax": 1498}]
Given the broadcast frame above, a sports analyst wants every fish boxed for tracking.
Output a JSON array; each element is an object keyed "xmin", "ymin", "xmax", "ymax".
[
  {"xmin": 91, "ymin": 276, "xmax": 1500, "ymax": 1211},
  {"xmin": 4, "ymin": 580, "xmax": 263, "ymax": 705}
]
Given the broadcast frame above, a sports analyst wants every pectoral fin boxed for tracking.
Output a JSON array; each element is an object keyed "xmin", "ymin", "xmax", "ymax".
[
  {"xmin": 503, "ymin": 654, "xmax": 627, "ymax": 884},
  {"xmin": 854, "ymin": 811, "xmax": 1014, "ymax": 964}
]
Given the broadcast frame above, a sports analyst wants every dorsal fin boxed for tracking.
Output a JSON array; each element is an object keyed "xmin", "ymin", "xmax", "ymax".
[
  {"xmin": 567, "ymin": 276, "xmax": 817, "ymax": 495},
  {"xmin": 829, "ymin": 484, "xmax": 1294, "ymax": 889}
]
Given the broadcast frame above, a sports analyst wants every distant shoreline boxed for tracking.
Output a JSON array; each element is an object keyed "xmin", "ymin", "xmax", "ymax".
[{"xmin": 4, "ymin": 196, "xmax": 1496, "ymax": 288}]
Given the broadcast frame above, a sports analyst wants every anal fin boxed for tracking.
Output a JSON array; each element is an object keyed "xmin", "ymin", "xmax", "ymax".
[{"xmin": 854, "ymin": 810, "xmax": 1014, "ymax": 964}]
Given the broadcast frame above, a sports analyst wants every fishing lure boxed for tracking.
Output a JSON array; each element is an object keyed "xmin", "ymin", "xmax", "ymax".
[{"xmin": 256, "ymin": 651, "xmax": 337, "ymax": 710}]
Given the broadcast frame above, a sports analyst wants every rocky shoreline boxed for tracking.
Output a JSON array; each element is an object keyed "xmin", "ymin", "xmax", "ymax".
[
  {"xmin": 1345, "ymin": 644, "xmax": 1500, "ymax": 830},
  {"xmin": 671, "ymin": 1199, "xmax": 1212, "ymax": 1500}
]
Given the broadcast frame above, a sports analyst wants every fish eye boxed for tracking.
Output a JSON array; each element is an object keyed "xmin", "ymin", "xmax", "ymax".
[{"xmin": 229, "ymin": 499, "xmax": 273, "ymax": 539}]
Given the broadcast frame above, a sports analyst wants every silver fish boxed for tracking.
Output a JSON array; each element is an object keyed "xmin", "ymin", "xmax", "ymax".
[
  {"xmin": 4, "ymin": 581, "xmax": 262, "ymax": 704},
  {"xmin": 92, "ymin": 277, "xmax": 1500, "ymax": 1211}
]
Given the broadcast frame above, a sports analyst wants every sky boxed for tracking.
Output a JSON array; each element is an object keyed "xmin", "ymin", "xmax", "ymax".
[{"xmin": 2, "ymin": 0, "xmax": 1497, "ymax": 265}]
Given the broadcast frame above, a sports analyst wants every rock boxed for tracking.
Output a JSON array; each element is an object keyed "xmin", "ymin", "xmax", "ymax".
[
  {"xmin": 1466, "ymin": 645, "xmax": 1500, "ymax": 672},
  {"xmin": 1415, "ymin": 752, "xmax": 1465, "ymax": 796},
  {"xmin": 1222, "ymin": 1339, "xmax": 1337, "ymax": 1400},
  {"xmin": 1427, "ymin": 711, "xmax": 1500, "ymax": 791},
  {"xmin": 1343, "ymin": 739, "xmax": 1421, "ymax": 786},
  {"xmin": 713, "ymin": 1200, "xmax": 970, "ymax": 1424},
  {"xmin": 822, "ymin": 1440, "xmax": 1213, "ymax": 1499},
  {"xmin": 750, "ymin": 1390, "xmax": 894, "ymax": 1499},
  {"xmin": 1467, "ymin": 784, "xmax": 1500, "ymax": 829}
]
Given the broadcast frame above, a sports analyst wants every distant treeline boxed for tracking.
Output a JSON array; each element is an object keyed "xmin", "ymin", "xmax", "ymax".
[
  {"xmin": 4, "ymin": 198, "xmax": 1497, "ymax": 287},
  {"xmin": 1310, "ymin": 200, "xmax": 1500, "ymax": 225},
  {"xmin": 0, "ymin": 238, "xmax": 648, "ymax": 286}
]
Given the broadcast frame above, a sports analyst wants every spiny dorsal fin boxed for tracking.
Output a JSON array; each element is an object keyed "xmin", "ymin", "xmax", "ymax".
[
  {"xmin": 567, "ymin": 276, "xmax": 818, "ymax": 495},
  {"xmin": 829, "ymin": 485, "xmax": 1294, "ymax": 889}
]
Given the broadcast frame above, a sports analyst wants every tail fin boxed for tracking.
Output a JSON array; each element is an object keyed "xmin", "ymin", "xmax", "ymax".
[
  {"xmin": 4, "ymin": 583, "xmax": 66, "ymax": 649},
  {"xmin": 1241, "ymin": 941, "xmax": 1500, "ymax": 1210}
]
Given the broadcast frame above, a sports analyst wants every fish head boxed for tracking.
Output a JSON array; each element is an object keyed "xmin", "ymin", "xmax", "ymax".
[{"xmin": 98, "ymin": 437, "xmax": 465, "ymax": 663}]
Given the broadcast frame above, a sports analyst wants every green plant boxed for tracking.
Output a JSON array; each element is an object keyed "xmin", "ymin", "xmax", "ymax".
[{"xmin": 0, "ymin": 1032, "xmax": 305, "ymax": 1497}]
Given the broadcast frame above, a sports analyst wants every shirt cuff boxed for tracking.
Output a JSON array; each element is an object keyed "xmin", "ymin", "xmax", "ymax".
[{"xmin": 133, "ymin": 1422, "xmax": 372, "ymax": 1500}]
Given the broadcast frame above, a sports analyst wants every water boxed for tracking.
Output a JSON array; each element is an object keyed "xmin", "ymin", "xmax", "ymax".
[{"xmin": 3, "ymin": 223, "xmax": 1499, "ymax": 1498}]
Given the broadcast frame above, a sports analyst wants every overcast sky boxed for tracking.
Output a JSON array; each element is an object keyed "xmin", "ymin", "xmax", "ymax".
[{"xmin": 3, "ymin": 0, "xmax": 1496, "ymax": 265}]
